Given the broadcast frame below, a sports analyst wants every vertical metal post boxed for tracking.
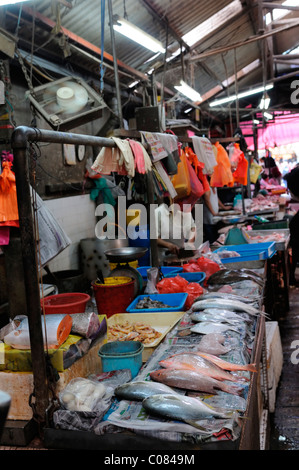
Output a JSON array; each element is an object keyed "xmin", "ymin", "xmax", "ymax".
[
  {"xmin": 12, "ymin": 144, "xmax": 49, "ymax": 426},
  {"xmin": 107, "ymin": 0, "xmax": 124, "ymax": 128}
]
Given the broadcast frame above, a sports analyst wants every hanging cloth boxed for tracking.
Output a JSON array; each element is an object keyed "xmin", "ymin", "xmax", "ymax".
[
  {"xmin": 0, "ymin": 161, "xmax": 19, "ymax": 225},
  {"xmin": 127, "ymin": 139, "xmax": 152, "ymax": 174},
  {"xmin": 91, "ymin": 145, "xmax": 126, "ymax": 175}
]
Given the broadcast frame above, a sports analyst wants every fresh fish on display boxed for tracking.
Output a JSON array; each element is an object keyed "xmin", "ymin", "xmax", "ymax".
[
  {"xmin": 191, "ymin": 309, "xmax": 248, "ymax": 325},
  {"xmin": 190, "ymin": 321, "xmax": 241, "ymax": 336},
  {"xmin": 199, "ymin": 292, "xmax": 259, "ymax": 304},
  {"xmin": 196, "ymin": 333, "xmax": 232, "ymax": 356},
  {"xmin": 207, "ymin": 269, "xmax": 264, "ymax": 287},
  {"xmin": 191, "ymin": 298, "xmax": 260, "ymax": 316},
  {"xmin": 150, "ymin": 369, "xmax": 243, "ymax": 396},
  {"xmin": 159, "ymin": 352, "xmax": 241, "ymax": 382},
  {"xmin": 142, "ymin": 394, "xmax": 234, "ymax": 425},
  {"xmin": 114, "ymin": 381, "xmax": 180, "ymax": 401},
  {"xmin": 195, "ymin": 352, "xmax": 257, "ymax": 373}
]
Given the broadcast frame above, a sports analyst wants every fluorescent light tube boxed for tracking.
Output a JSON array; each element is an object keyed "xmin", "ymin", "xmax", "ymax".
[
  {"xmin": 264, "ymin": 112, "xmax": 273, "ymax": 120},
  {"xmin": 174, "ymin": 80, "xmax": 202, "ymax": 102},
  {"xmin": 253, "ymin": 119, "xmax": 259, "ymax": 124},
  {"xmin": 113, "ymin": 17, "xmax": 165, "ymax": 54},
  {"xmin": 0, "ymin": 0, "xmax": 30, "ymax": 4},
  {"xmin": 259, "ymin": 94, "xmax": 270, "ymax": 109},
  {"xmin": 209, "ymin": 84, "xmax": 273, "ymax": 107}
]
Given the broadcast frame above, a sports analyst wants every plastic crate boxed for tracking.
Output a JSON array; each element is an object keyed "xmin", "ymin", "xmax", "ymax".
[
  {"xmin": 165, "ymin": 271, "xmax": 206, "ymax": 285},
  {"xmin": 137, "ymin": 266, "xmax": 183, "ymax": 281},
  {"xmin": 214, "ymin": 242, "xmax": 276, "ymax": 263},
  {"xmin": 252, "ymin": 220, "xmax": 289, "ymax": 230},
  {"xmin": 126, "ymin": 293, "xmax": 188, "ymax": 313}
]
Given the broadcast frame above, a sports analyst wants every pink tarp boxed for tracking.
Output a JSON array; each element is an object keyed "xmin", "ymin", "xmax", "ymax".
[{"xmin": 240, "ymin": 113, "xmax": 299, "ymax": 150}]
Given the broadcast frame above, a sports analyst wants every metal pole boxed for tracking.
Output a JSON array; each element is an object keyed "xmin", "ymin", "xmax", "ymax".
[
  {"xmin": 10, "ymin": 126, "xmax": 122, "ymax": 426},
  {"xmin": 107, "ymin": 0, "xmax": 124, "ymax": 127}
]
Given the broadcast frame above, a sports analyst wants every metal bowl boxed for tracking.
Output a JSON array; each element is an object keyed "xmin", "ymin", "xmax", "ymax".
[{"xmin": 104, "ymin": 247, "xmax": 148, "ymax": 263}]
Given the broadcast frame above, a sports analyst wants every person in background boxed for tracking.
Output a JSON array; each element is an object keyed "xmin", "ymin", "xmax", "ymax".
[
  {"xmin": 284, "ymin": 166, "xmax": 299, "ymax": 285},
  {"xmin": 202, "ymin": 182, "xmax": 232, "ymax": 244},
  {"xmin": 155, "ymin": 196, "xmax": 196, "ymax": 264}
]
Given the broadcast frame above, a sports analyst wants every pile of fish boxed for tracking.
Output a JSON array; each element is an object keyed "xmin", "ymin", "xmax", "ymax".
[{"xmin": 135, "ymin": 296, "xmax": 172, "ymax": 309}]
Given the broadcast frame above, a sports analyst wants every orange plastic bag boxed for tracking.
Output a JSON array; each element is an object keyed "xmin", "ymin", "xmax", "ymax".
[
  {"xmin": 0, "ymin": 161, "xmax": 19, "ymax": 224},
  {"xmin": 185, "ymin": 147, "xmax": 210, "ymax": 193},
  {"xmin": 171, "ymin": 150, "xmax": 191, "ymax": 199},
  {"xmin": 233, "ymin": 150, "xmax": 248, "ymax": 186},
  {"xmin": 210, "ymin": 142, "xmax": 234, "ymax": 188},
  {"xmin": 175, "ymin": 157, "xmax": 205, "ymax": 209}
]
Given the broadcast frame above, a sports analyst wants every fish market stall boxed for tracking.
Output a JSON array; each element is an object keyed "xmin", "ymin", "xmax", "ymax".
[{"xmin": 43, "ymin": 266, "xmax": 269, "ymax": 451}]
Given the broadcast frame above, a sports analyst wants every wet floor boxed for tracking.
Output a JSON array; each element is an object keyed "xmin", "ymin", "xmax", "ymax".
[{"xmin": 269, "ymin": 284, "xmax": 299, "ymax": 450}]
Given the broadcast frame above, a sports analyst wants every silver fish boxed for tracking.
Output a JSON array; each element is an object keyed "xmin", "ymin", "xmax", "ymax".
[
  {"xmin": 190, "ymin": 321, "xmax": 240, "ymax": 335},
  {"xmin": 199, "ymin": 292, "xmax": 259, "ymax": 304},
  {"xmin": 114, "ymin": 380, "xmax": 179, "ymax": 401},
  {"xmin": 191, "ymin": 298, "xmax": 260, "ymax": 316},
  {"xmin": 191, "ymin": 309, "xmax": 248, "ymax": 325},
  {"xmin": 142, "ymin": 394, "xmax": 233, "ymax": 424}
]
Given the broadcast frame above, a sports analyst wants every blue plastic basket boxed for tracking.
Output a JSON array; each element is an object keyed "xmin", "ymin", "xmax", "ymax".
[
  {"xmin": 126, "ymin": 293, "xmax": 188, "ymax": 313},
  {"xmin": 98, "ymin": 341, "xmax": 143, "ymax": 378},
  {"xmin": 137, "ymin": 266, "xmax": 183, "ymax": 281},
  {"xmin": 165, "ymin": 271, "xmax": 206, "ymax": 285},
  {"xmin": 214, "ymin": 242, "xmax": 276, "ymax": 263}
]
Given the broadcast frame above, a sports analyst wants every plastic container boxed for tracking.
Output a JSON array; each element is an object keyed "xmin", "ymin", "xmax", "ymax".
[
  {"xmin": 214, "ymin": 242, "xmax": 276, "ymax": 263},
  {"xmin": 126, "ymin": 293, "xmax": 188, "ymax": 313},
  {"xmin": 137, "ymin": 266, "xmax": 183, "ymax": 281},
  {"xmin": 167, "ymin": 271, "xmax": 206, "ymax": 285},
  {"xmin": 41, "ymin": 293, "xmax": 90, "ymax": 314},
  {"xmin": 98, "ymin": 341, "xmax": 144, "ymax": 378},
  {"xmin": 92, "ymin": 276, "xmax": 135, "ymax": 318}
]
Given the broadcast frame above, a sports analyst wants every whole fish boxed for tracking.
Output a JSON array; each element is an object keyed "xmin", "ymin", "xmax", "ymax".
[
  {"xmin": 190, "ymin": 321, "xmax": 240, "ymax": 336},
  {"xmin": 150, "ymin": 369, "xmax": 243, "ymax": 396},
  {"xmin": 207, "ymin": 269, "xmax": 264, "ymax": 287},
  {"xmin": 199, "ymin": 292, "xmax": 259, "ymax": 304},
  {"xmin": 159, "ymin": 352, "xmax": 241, "ymax": 382},
  {"xmin": 196, "ymin": 333, "xmax": 231, "ymax": 356},
  {"xmin": 194, "ymin": 352, "xmax": 257, "ymax": 373},
  {"xmin": 191, "ymin": 298, "xmax": 259, "ymax": 316},
  {"xmin": 114, "ymin": 380, "xmax": 179, "ymax": 401},
  {"xmin": 191, "ymin": 309, "xmax": 247, "ymax": 325},
  {"xmin": 142, "ymin": 394, "xmax": 233, "ymax": 425}
]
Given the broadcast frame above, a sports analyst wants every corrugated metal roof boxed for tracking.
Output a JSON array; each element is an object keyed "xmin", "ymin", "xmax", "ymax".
[{"xmin": 2, "ymin": 0, "xmax": 299, "ymax": 125}]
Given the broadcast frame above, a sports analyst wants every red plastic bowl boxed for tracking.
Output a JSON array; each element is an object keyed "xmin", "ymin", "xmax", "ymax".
[{"xmin": 41, "ymin": 293, "xmax": 90, "ymax": 314}]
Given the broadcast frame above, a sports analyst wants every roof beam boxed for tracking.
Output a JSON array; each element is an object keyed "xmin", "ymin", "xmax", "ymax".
[{"xmin": 21, "ymin": 5, "xmax": 148, "ymax": 82}]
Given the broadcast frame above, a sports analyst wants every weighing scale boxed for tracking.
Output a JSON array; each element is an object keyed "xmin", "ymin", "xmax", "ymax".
[{"xmin": 104, "ymin": 247, "xmax": 148, "ymax": 295}]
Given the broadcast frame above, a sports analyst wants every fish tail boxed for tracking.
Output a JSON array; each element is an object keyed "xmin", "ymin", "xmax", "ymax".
[{"xmin": 221, "ymin": 382, "xmax": 244, "ymax": 396}]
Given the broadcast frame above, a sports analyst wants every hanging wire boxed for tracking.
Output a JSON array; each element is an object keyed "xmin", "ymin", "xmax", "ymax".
[{"xmin": 100, "ymin": 0, "xmax": 106, "ymax": 94}]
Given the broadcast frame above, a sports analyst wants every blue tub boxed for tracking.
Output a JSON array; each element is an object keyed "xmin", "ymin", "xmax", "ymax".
[
  {"xmin": 126, "ymin": 293, "xmax": 188, "ymax": 313},
  {"xmin": 98, "ymin": 341, "xmax": 143, "ymax": 378},
  {"xmin": 165, "ymin": 271, "xmax": 206, "ymax": 285},
  {"xmin": 137, "ymin": 266, "xmax": 183, "ymax": 281},
  {"xmin": 214, "ymin": 242, "xmax": 276, "ymax": 263}
]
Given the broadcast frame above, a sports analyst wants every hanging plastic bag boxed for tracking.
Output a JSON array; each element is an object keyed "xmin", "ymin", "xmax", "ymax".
[
  {"xmin": 233, "ymin": 150, "xmax": 248, "ymax": 186},
  {"xmin": 185, "ymin": 146, "xmax": 210, "ymax": 193},
  {"xmin": 171, "ymin": 150, "xmax": 191, "ymax": 199},
  {"xmin": 175, "ymin": 157, "xmax": 204, "ymax": 209},
  {"xmin": 210, "ymin": 143, "xmax": 234, "ymax": 188},
  {"xmin": 250, "ymin": 161, "xmax": 262, "ymax": 184},
  {"xmin": 0, "ymin": 161, "xmax": 19, "ymax": 225},
  {"xmin": 228, "ymin": 143, "xmax": 243, "ymax": 170}
]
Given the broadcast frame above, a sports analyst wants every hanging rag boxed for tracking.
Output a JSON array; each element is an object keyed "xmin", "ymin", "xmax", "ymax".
[
  {"xmin": 128, "ymin": 139, "xmax": 152, "ymax": 174},
  {"xmin": 90, "ymin": 177, "xmax": 116, "ymax": 206},
  {"xmin": 0, "ymin": 161, "xmax": 19, "ymax": 225},
  {"xmin": 111, "ymin": 137, "xmax": 135, "ymax": 177},
  {"xmin": 91, "ymin": 145, "xmax": 127, "ymax": 175}
]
